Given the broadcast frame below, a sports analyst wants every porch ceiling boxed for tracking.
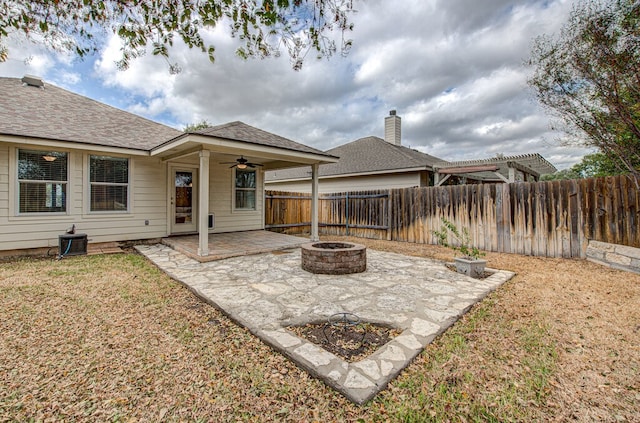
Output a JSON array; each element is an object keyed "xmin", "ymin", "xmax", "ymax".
[
  {"xmin": 151, "ymin": 122, "xmax": 337, "ymax": 171},
  {"xmin": 153, "ymin": 140, "xmax": 336, "ymax": 171}
]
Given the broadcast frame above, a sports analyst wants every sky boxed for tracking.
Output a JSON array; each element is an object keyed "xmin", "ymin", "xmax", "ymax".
[{"xmin": 0, "ymin": 0, "xmax": 595, "ymax": 170}]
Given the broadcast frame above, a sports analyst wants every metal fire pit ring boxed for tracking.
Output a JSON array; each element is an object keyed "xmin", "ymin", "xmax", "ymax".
[{"xmin": 323, "ymin": 312, "xmax": 366, "ymax": 347}]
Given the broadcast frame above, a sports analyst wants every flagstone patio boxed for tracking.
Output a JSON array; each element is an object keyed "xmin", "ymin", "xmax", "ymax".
[
  {"xmin": 162, "ymin": 230, "xmax": 307, "ymax": 262},
  {"xmin": 136, "ymin": 242, "xmax": 515, "ymax": 404}
]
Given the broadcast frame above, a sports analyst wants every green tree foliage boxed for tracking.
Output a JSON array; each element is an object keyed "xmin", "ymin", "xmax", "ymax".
[
  {"xmin": 528, "ymin": 0, "xmax": 640, "ymax": 183},
  {"xmin": 542, "ymin": 151, "xmax": 634, "ymax": 180},
  {"xmin": 541, "ymin": 167, "xmax": 582, "ymax": 181},
  {"xmin": 183, "ymin": 120, "xmax": 212, "ymax": 132},
  {"xmin": 0, "ymin": 0, "xmax": 355, "ymax": 72},
  {"xmin": 571, "ymin": 152, "xmax": 627, "ymax": 178}
]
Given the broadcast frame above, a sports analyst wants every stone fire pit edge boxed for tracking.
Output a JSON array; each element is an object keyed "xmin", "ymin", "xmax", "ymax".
[{"xmin": 301, "ymin": 242, "xmax": 367, "ymax": 275}]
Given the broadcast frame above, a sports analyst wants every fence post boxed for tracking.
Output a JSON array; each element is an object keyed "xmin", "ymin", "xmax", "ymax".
[
  {"xmin": 387, "ymin": 189, "xmax": 393, "ymax": 241},
  {"xmin": 345, "ymin": 192, "xmax": 350, "ymax": 236}
]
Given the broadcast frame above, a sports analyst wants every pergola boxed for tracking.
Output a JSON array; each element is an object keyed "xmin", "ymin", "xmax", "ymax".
[{"xmin": 433, "ymin": 153, "xmax": 557, "ymax": 186}]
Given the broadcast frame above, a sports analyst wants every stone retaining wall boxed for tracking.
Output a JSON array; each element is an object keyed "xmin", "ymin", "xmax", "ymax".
[{"xmin": 586, "ymin": 240, "xmax": 640, "ymax": 275}]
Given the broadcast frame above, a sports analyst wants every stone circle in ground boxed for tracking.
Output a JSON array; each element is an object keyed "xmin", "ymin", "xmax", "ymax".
[{"xmin": 288, "ymin": 322, "xmax": 402, "ymax": 362}]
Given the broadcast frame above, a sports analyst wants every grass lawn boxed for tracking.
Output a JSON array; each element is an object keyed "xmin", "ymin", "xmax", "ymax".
[{"xmin": 1, "ymin": 238, "xmax": 638, "ymax": 422}]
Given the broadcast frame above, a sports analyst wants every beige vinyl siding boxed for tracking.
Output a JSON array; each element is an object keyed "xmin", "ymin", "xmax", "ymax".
[
  {"xmin": 208, "ymin": 161, "xmax": 264, "ymax": 233},
  {"xmin": 0, "ymin": 144, "xmax": 8, "ymax": 218},
  {"xmin": 166, "ymin": 156, "xmax": 265, "ymax": 235},
  {"xmin": 266, "ymin": 172, "xmax": 423, "ymax": 193},
  {"xmin": 0, "ymin": 143, "xmax": 168, "ymax": 251}
]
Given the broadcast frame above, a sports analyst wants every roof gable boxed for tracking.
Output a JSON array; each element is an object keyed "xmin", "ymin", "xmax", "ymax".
[
  {"xmin": 266, "ymin": 136, "xmax": 445, "ymax": 181},
  {"xmin": 0, "ymin": 77, "xmax": 182, "ymax": 150},
  {"xmin": 190, "ymin": 121, "xmax": 329, "ymax": 156},
  {"xmin": 324, "ymin": 136, "xmax": 444, "ymax": 175}
]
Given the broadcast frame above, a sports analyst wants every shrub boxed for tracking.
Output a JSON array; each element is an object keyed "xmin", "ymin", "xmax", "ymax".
[{"xmin": 433, "ymin": 218, "xmax": 485, "ymax": 260}]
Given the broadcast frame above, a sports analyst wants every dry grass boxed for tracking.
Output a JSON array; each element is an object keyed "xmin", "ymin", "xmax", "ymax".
[{"xmin": 0, "ymin": 237, "xmax": 638, "ymax": 422}]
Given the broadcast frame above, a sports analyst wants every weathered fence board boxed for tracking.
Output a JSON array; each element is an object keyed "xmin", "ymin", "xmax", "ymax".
[{"xmin": 265, "ymin": 175, "xmax": 640, "ymax": 258}]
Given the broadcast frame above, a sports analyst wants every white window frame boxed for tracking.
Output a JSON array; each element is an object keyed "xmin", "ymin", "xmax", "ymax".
[
  {"xmin": 88, "ymin": 154, "xmax": 131, "ymax": 214},
  {"xmin": 233, "ymin": 168, "xmax": 257, "ymax": 211},
  {"xmin": 16, "ymin": 148, "xmax": 69, "ymax": 215}
]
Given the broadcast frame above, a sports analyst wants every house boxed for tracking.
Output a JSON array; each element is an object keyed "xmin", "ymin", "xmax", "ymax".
[
  {"xmin": 265, "ymin": 111, "xmax": 556, "ymax": 192},
  {"xmin": 265, "ymin": 111, "xmax": 442, "ymax": 193},
  {"xmin": 0, "ymin": 76, "xmax": 336, "ymax": 255}
]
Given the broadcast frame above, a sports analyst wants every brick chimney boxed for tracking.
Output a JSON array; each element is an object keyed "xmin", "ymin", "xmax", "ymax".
[{"xmin": 384, "ymin": 110, "xmax": 401, "ymax": 145}]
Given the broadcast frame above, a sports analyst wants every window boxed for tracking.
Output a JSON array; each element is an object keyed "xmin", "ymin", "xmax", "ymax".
[
  {"xmin": 90, "ymin": 155, "xmax": 129, "ymax": 212},
  {"xmin": 235, "ymin": 169, "xmax": 256, "ymax": 210},
  {"xmin": 18, "ymin": 149, "xmax": 67, "ymax": 213}
]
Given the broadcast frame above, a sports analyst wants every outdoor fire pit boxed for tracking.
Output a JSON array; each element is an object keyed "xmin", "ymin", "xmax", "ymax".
[{"xmin": 301, "ymin": 242, "xmax": 366, "ymax": 274}]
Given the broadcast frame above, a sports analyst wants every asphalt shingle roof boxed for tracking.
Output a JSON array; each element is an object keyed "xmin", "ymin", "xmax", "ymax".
[
  {"xmin": 0, "ymin": 77, "xmax": 183, "ymax": 150},
  {"xmin": 189, "ymin": 121, "xmax": 330, "ymax": 157},
  {"xmin": 266, "ymin": 136, "xmax": 445, "ymax": 181}
]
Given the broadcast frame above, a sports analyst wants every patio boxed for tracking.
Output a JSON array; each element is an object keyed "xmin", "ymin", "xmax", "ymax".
[
  {"xmin": 162, "ymin": 230, "xmax": 308, "ymax": 262},
  {"xmin": 136, "ymin": 238, "xmax": 515, "ymax": 404}
]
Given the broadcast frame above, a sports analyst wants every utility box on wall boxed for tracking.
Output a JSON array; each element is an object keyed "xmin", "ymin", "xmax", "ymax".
[{"xmin": 59, "ymin": 233, "xmax": 88, "ymax": 256}]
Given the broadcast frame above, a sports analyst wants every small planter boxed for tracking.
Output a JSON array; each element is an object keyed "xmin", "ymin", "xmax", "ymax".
[{"xmin": 454, "ymin": 257, "xmax": 487, "ymax": 278}]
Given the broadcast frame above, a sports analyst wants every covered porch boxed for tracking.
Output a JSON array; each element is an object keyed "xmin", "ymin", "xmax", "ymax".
[
  {"xmin": 151, "ymin": 121, "xmax": 338, "ymax": 259},
  {"xmin": 162, "ymin": 230, "xmax": 308, "ymax": 262}
]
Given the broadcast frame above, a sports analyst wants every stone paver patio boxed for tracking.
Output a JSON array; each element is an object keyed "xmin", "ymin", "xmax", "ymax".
[{"xmin": 136, "ymin": 243, "xmax": 515, "ymax": 404}]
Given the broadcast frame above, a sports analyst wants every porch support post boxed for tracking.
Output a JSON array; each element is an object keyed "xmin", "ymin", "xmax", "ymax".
[
  {"xmin": 311, "ymin": 163, "xmax": 320, "ymax": 242},
  {"xmin": 198, "ymin": 150, "xmax": 210, "ymax": 256}
]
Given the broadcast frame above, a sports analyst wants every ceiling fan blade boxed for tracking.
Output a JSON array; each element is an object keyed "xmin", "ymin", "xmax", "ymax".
[{"xmin": 220, "ymin": 157, "xmax": 263, "ymax": 168}]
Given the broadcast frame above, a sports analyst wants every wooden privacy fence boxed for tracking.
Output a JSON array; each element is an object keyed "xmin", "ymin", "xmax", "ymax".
[
  {"xmin": 265, "ymin": 175, "xmax": 639, "ymax": 258},
  {"xmin": 265, "ymin": 191, "xmax": 391, "ymax": 239}
]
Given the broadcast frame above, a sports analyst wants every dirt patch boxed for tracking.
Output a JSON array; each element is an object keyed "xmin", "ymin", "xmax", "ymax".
[
  {"xmin": 323, "ymin": 235, "xmax": 640, "ymax": 422},
  {"xmin": 288, "ymin": 322, "xmax": 402, "ymax": 362}
]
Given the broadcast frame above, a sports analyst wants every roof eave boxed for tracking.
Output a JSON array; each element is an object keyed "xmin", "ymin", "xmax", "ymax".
[
  {"xmin": 0, "ymin": 134, "xmax": 150, "ymax": 156},
  {"xmin": 151, "ymin": 134, "xmax": 338, "ymax": 164},
  {"xmin": 266, "ymin": 166, "xmax": 431, "ymax": 182}
]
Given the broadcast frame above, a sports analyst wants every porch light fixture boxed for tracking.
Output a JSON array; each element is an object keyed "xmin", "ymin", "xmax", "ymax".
[
  {"xmin": 43, "ymin": 155, "xmax": 57, "ymax": 162},
  {"xmin": 236, "ymin": 163, "xmax": 247, "ymax": 169}
]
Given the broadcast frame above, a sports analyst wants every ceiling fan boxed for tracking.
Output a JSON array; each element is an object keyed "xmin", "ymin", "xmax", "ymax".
[{"xmin": 220, "ymin": 156, "xmax": 264, "ymax": 169}]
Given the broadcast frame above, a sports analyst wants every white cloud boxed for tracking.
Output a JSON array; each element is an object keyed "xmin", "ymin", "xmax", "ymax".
[
  {"xmin": 0, "ymin": 35, "xmax": 56, "ymax": 78},
  {"xmin": 1, "ymin": 0, "xmax": 592, "ymax": 170},
  {"xmin": 94, "ymin": 34, "xmax": 177, "ymax": 98}
]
